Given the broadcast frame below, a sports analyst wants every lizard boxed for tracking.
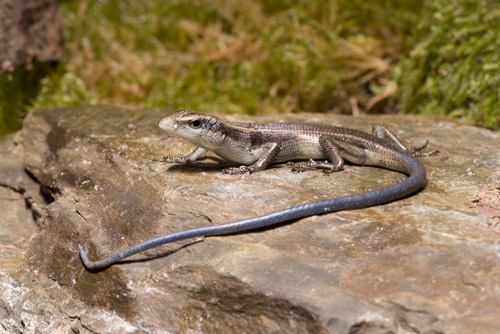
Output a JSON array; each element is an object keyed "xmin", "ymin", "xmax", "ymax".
[{"xmin": 79, "ymin": 110, "xmax": 436, "ymax": 270}]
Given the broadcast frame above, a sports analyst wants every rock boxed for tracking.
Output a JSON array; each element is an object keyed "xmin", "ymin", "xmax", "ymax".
[
  {"xmin": 0, "ymin": 0, "xmax": 63, "ymax": 73},
  {"xmin": 1, "ymin": 106, "xmax": 499, "ymax": 333}
]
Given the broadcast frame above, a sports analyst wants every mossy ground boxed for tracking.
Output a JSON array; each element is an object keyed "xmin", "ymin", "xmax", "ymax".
[
  {"xmin": 396, "ymin": 0, "xmax": 500, "ymax": 129},
  {"xmin": 0, "ymin": 0, "xmax": 498, "ymax": 137}
]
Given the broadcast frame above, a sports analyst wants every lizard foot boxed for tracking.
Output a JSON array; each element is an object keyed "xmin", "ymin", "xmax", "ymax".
[
  {"xmin": 222, "ymin": 166, "xmax": 253, "ymax": 175},
  {"xmin": 287, "ymin": 159, "xmax": 320, "ymax": 173},
  {"xmin": 152, "ymin": 156, "xmax": 190, "ymax": 163},
  {"xmin": 288, "ymin": 160, "xmax": 342, "ymax": 174},
  {"xmin": 408, "ymin": 141, "xmax": 440, "ymax": 157}
]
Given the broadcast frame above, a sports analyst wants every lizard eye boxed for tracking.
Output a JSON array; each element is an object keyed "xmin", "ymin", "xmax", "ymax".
[{"xmin": 189, "ymin": 119, "xmax": 202, "ymax": 128}]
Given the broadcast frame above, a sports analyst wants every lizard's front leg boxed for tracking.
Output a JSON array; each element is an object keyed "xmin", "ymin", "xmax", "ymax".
[
  {"xmin": 153, "ymin": 147, "xmax": 207, "ymax": 164},
  {"xmin": 223, "ymin": 143, "xmax": 281, "ymax": 175}
]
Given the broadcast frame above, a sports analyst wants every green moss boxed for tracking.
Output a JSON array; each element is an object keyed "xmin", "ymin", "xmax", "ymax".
[
  {"xmin": 0, "ymin": 63, "xmax": 96, "ymax": 137},
  {"xmin": 396, "ymin": 0, "xmax": 500, "ymax": 129},
  {"xmin": 33, "ymin": 71, "xmax": 97, "ymax": 109},
  {"xmin": 0, "ymin": 64, "xmax": 54, "ymax": 136}
]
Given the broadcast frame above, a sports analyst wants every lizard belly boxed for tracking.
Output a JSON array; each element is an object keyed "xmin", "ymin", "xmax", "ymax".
[
  {"xmin": 274, "ymin": 138, "xmax": 326, "ymax": 163},
  {"xmin": 213, "ymin": 146, "xmax": 266, "ymax": 165}
]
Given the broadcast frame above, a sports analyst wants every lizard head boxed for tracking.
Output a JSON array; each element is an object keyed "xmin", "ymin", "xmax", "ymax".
[{"xmin": 159, "ymin": 110, "xmax": 225, "ymax": 149}]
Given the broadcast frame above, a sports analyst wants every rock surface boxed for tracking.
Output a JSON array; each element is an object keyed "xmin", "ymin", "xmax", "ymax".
[{"xmin": 1, "ymin": 106, "xmax": 499, "ymax": 333}]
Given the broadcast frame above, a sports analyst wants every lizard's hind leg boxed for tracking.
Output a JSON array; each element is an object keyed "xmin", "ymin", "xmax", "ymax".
[
  {"xmin": 372, "ymin": 125, "xmax": 439, "ymax": 157},
  {"xmin": 287, "ymin": 136, "xmax": 344, "ymax": 174}
]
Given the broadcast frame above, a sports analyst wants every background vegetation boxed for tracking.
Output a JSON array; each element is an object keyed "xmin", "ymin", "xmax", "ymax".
[{"xmin": 0, "ymin": 0, "xmax": 498, "ymax": 137}]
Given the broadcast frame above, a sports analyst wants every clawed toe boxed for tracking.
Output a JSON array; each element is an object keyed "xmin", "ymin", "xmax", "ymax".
[
  {"xmin": 223, "ymin": 166, "xmax": 252, "ymax": 175},
  {"xmin": 152, "ymin": 156, "xmax": 189, "ymax": 163},
  {"xmin": 412, "ymin": 149, "xmax": 440, "ymax": 157},
  {"xmin": 288, "ymin": 159, "xmax": 319, "ymax": 173},
  {"xmin": 407, "ymin": 140, "xmax": 439, "ymax": 157},
  {"xmin": 410, "ymin": 140, "xmax": 429, "ymax": 153}
]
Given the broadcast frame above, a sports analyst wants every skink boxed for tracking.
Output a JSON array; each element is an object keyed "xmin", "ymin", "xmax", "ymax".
[{"xmin": 79, "ymin": 110, "xmax": 435, "ymax": 270}]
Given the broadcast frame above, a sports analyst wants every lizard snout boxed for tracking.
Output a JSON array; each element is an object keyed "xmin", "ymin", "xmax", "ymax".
[{"xmin": 159, "ymin": 117, "xmax": 178, "ymax": 132}]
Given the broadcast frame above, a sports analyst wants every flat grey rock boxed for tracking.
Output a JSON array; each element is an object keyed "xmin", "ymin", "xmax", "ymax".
[{"xmin": 1, "ymin": 106, "xmax": 499, "ymax": 333}]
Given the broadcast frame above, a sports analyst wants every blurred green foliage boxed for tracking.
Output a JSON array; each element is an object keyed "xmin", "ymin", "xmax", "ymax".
[
  {"xmin": 0, "ymin": 0, "xmax": 498, "ymax": 137},
  {"xmin": 54, "ymin": 0, "xmax": 400, "ymax": 115},
  {"xmin": 0, "ymin": 64, "xmax": 53, "ymax": 136},
  {"xmin": 397, "ymin": 0, "xmax": 500, "ymax": 129}
]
